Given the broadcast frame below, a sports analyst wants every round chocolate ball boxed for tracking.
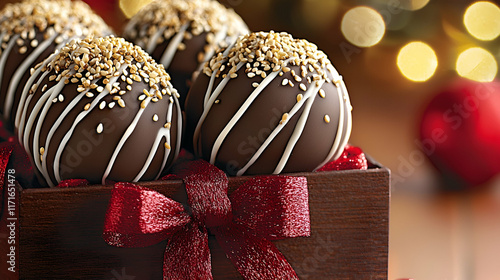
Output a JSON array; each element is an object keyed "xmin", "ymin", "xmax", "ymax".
[
  {"xmin": 0, "ymin": 0, "xmax": 112, "ymax": 129},
  {"xmin": 185, "ymin": 31, "xmax": 352, "ymax": 176},
  {"xmin": 17, "ymin": 36, "xmax": 183, "ymax": 187},
  {"xmin": 122, "ymin": 0, "xmax": 249, "ymax": 107}
]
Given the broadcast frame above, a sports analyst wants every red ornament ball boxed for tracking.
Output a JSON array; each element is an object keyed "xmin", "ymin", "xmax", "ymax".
[{"xmin": 419, "ymin": 79, "xmax": 500, "ymax": 188}]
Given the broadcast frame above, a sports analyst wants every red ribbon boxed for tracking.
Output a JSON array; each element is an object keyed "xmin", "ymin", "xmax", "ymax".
[{"xmin": 103, "ymin": 160, "xmax": 310, "ymax": 279}]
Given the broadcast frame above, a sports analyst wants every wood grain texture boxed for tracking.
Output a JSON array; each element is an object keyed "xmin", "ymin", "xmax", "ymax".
[{"xmin": 1, "ymin": 166, "xmax": 390, "ymax": 279}]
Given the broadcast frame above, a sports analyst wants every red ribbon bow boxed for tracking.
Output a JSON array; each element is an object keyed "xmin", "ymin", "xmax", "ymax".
[{"xmin": 103, "ymin": 160, "xmax": 310, "ymax": 279}]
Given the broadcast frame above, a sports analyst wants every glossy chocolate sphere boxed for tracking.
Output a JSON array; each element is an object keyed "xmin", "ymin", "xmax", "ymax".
[
  {"xmin": 0, "ymin": 0, "xmax": 112, "ymax": 129},
  {"xmin": 123, "ymin": 0, "xmax": 249, "ymax": 107},
  {"xmin": 185, "ymin": 31, "xmax": 352, "ymax": 176},
  {"xmin": 17, "ymin": 36, "xmax": 182, "ymax": 186}
]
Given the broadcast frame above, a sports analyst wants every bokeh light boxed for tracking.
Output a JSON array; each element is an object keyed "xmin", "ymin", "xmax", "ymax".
[
  {"xmin": 456, "ymin": 47, "xmax": 497, "ymax": 82},
  {"xmin": 397, "ymin": 41, "xmax": 438, "ymax": 82},
  {"xmin": 463, "ymin": 1, "xmax": 500, "ymax": 41},
  {"xmin": 119, "ymin": 0, "xmax": 153, "ymax": 19},
  {"xmin": 400, "ymin": 0, "xmax": 431, "ymax": 11},
  {"xmin": 341, "ymin": 6, "xmax": 386, "ymax": 48}
]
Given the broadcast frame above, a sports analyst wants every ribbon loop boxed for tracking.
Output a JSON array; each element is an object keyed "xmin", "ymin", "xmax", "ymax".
[
  {"xmin": 103, "ymin": 160, "xmax": 310, "ymax": 280},
  {"xmin": 230, "ymin": 176, "xmax": 310, "ymax": 240},
  {"xmin": 103, "ymin": 182, "xmax": 191, "ymax": 248}
]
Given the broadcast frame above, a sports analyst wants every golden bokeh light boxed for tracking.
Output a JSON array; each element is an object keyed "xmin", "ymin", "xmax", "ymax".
[
  {"xmin": 341, "ymin": 6, "xmax": 386, "ymax": 48},
  {"xmin": 397, "ymin": 41, "xmax": 438, "ymax": 82},
  {"xmin": 400, "ymin": 0, "xmax": 431, "ymax": 11},
  {"xmin": 456, "ymin": 47, "xmax": 497, "ymax": 82},
  {"xmin": 463, "ymin": 1, "xmax": 500, "ymax": 41},
  {"xmin": 119, "ymin": 0, "xmax": 153, "ymax": 19}
]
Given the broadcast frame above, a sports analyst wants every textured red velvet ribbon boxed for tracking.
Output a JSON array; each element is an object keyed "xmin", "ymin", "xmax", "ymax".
[
  {"xmin": 0, "ymin": 142, "xmax": 14, "ymax": 194},
  {"xmin": 103, "ymin": 160, "xmax": 310, "ymax": 279}
]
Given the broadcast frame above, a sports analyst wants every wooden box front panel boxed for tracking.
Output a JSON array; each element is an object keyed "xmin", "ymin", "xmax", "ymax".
[{"xmin": 1, "ymin": 167, "xmax": 390, "ymax": 279}]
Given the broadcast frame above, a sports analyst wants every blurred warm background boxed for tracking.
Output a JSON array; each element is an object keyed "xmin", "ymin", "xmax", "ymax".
[{"xmin": 2, "ymin": 0, "xmax": 500, "ymax": 279}]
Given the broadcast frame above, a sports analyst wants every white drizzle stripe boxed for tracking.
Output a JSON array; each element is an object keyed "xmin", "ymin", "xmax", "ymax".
[
  {"xmin": 313, "ymin": 76, "xmax": 352, "ymax": 171},
  {"xmin": 53, "ymin": 64, "xmax": 129, "ymax": 184},
  {"xmin": 15, "ymin": 35, "xmax": 73, "ymax": 131},
  {"xmin": 146, "ymin": 25, "xmax": 167, "ymax": 54},
  {"xmin": 41, "ymin": 86, "xmax": 96, "ymax": 185},
  {"xmin": 274, "ymin": 86, "xmax": 318, "ymax": 174},
  {"xmin": 210, "ymin": 68, "xmax": 282, "ymax": 164},
  {"xmin": 170, "ymin": 93, "xmax": 183, "ymax": 177},
  {"xmin": 159, "ymin": 23, "xmax": 189, "ymax": 68},
  {"xmin": 22, "ymin": 84, "xmax": 59, "ymax": 151},
  {"xmin": 202, "ymin": 43, "xmax": 235, "ymax": 107},
  {"xmin": 103, "ymin": 97, "xmax": 150, "ymax": 184},
  {"xmin": 193, "ymin": 61, "xmax": 244, "ymax": 155},
  {"xmin": 0, "ymin": 35, "xmax": 19, "ymax": 110},
  {"xmin": 3, "ymin": 31, "xmax": 58, "ymax": 119},
  {"xmin": 133, "ymin": 97, "xmax": 173, "ymax": 181},
  {"xmin": 16, "ymin": 69, "xmax": 50, "ymax": 138},
  {"xmin": 32, "ymin": 74, "xmax": 73, "ymax": 180},
  {"xmin": 237, "ymin": 79, "xmax": 324, "ymax": 176},
  {"xmin": 200, "ymin": 25, "xmax": 229, "ymax": 64}
]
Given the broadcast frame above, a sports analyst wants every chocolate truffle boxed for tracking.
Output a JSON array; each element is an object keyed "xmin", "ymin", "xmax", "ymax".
[
  {"xmin": 0, "ymin": 0, "xmax": 112, "ymax": 129},
  {"xmin": 185, "ymin": 31, "xmax": 352, "ymax": 176},
  {"xmin": 122, "ymin": 0, "xmax": 249, "ymax": 107},
  {"xmin": 16, "ymin": 36, "xmax": 182, "ymax": 187}
]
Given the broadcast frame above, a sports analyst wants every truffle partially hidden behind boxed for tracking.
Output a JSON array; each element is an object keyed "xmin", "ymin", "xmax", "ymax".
[
  {"xmin": 123, "ymin": 0, "xmax": 249, "ymax": 107},
  {"xmin": 0, "ymin": 0, "xmax": 112, "ymax": 128},
  {"xmin": 185, "ymin": 31, "xmax": 352, "ymax": 176},
  {"xmin": 17, "ymin": 36, "xmax": 182, "ymax": 187}
]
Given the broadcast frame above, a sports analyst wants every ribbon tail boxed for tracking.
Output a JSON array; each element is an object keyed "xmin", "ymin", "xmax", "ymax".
[
  {"xmin": 214, "ymin": 223, "xmax": 299, "ymax": 280},
  {"xmin": 0, "ymin": 142, "xmax": 14, "ymax": 211},
  {"xmin": 163, "ymin": 223, "xmax": 212, "ymax": 280}
]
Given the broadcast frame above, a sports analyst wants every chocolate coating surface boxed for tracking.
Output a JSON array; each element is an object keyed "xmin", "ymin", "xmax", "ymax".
[
  {"xmin": 122, "ymin": 0, "xmax": 249, "ymax": 107},
  {"xmin": 185, "ymin": 31, "xmax": 352, "ymax": 176},
  {"xmin": 17, "ymin": 36, "xmax": 182, "ymax": 186},
  {"xmin": 0, "ymin": 0, "xmax": 112, "ymax": 130}
]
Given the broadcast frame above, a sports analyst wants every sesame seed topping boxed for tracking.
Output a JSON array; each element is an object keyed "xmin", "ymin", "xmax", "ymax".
[
  {"xmin": 0, "ymin": 0, "xmax": 111, "ymax": 56},
  {"xmin": 36, "ymin": 36, "xmax": 177, "ymax": 116},
  {"xmin": 324, "ymin": 115, "xmax": 331, "ymax": 123},
  {"xmin": 153, "ymin": 114, "xmax": 159, "ymax": 122},
  {"xmin": 319, "ymin": 88, "xmax": 326, "ymax": 98},
  {"xmin": 164, "ymin": 122, "xmax": 171, "ymax": 129},
  {"xmin": 96, "ymin": 123, "xmax": 104, "ymax": 134},
  {"xmin": 40, "ymin": 147, "xmax": 45, "ymax": 155},
  {"xmin": 164, "ymin": 142, "xmax": 171, "ymax": 150},
  {"xmin": 280, "ymin": 113, "xmax": 289, "ymax": 125},
  {"xmin": 203, "ymin": 31, "xmax": 337, "ymax": 96},
  {"xmin": 296, "ymin": 94, "xmax": 303, "ymax": 102},
  {"xmin": 124, "ymin": 0, "xmax": 249, "ymax": 67}
]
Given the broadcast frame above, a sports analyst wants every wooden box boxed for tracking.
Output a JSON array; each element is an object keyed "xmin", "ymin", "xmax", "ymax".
[{"xmin": 1, "ymin": 163, "xmax": 390, "ymax": 280}]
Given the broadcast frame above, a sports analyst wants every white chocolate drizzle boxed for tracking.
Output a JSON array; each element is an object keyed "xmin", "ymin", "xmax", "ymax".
[
  {"xmin": 17, "ymin": 36, "xmax": 181, "ymax": 186},
  {"xmin": 123, "ymin": 0, "xmax": 249, "ymax": 74},
  {"xmin": 194, "ymin": 31, "xmax": 353, "ymax": 175}
]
